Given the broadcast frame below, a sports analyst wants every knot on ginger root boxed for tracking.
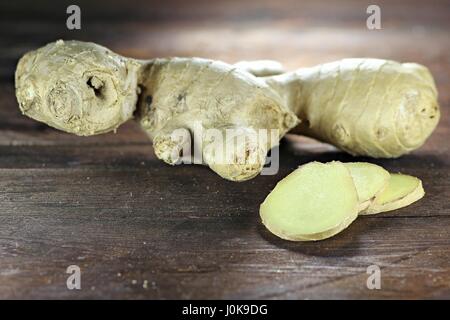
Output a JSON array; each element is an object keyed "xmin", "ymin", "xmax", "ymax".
[
  {"xmin": 47, "ymin": 82, "xmax": 82, "ymax": 124},
  {"xmin": 395, "ymin": 88, "xmax": 440, "ymax": 151},
  {"xmin": 331, "ymin": 123, "xmax": 351, "ymax": 148}
]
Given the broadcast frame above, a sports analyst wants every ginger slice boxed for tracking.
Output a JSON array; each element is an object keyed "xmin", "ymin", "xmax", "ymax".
[
  {"xmin": 361, "ymin": 173, "xmax": 424, "ymax": 215},
  {"xmin": 260, "ymin": 161, "xmax": 358, "ymax": 241},
  {"xmin": 343, "ymin": 162, "xmax": 390, "ymax": 212}
]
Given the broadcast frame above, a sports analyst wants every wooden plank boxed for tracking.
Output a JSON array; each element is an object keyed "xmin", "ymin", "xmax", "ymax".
[{"xmin": 0, "ymin": 168, "xmax": 448, "ymax": 299}]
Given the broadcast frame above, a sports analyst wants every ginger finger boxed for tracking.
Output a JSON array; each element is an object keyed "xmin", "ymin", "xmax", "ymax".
[
  {"xmin": 264, "ymin": 58, "xmax": 440, "ymax": 158},
  {"xmin": 15, "ymin": 40, "xmax": 140, "ymax": 136}
]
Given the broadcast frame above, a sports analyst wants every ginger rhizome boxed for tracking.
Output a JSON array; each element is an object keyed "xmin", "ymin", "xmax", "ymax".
[
  {"xmin": 260, "ymin": 161, "xmax": 424, "ymax": 241},
  {"xmin": 15, "ymin": 40, "xmax": 440, "ymax": 181}
]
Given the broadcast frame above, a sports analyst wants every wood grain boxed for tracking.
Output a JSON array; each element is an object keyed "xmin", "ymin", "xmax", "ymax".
[{"xmin": 0, "ymin": 0, "xmax": 449, "ymax": 299}]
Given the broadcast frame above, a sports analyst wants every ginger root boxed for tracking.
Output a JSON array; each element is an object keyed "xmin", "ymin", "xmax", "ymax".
[
  {"xmin": 15, "ymin": 40, "xmax": 440, "ymax": 181},
  {"xmin": 266, "ymin": 59, "xmax": 440, "ymax": 158},
  {"xmin": 15, "ymin": 40, "xmax": 140, "ymax": 136}
]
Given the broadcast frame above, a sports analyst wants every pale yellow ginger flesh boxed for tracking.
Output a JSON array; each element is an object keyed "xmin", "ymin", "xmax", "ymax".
[
  {"xmin": 361, "ymin": 173, "xmax": 424, "ymax": 215},
  {"xmin": 15, "ymin": 40, "xmax": 441, "ymax": 181},
  {"xmin": 260, "ymin": 162, "xmax": 359, "ymax": 241},
  {"xmin": 343, "ymin": 162, "xmax": 390, "ymax": 211},
  {"xmin": 260, "ymin": 162, "xmax": 425, "ymax": 241}
]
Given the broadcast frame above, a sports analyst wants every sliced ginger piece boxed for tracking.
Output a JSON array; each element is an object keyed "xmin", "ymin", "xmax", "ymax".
[
  {"xmin": 260, "ymin": 161, "xmax": 359, "ymax": 241},
  {"xmin": 361, "ymin": 173, "xmax": 424, "ymax": 215},
  {"xmin": 343, "ymin": 162, "xmax": 390, "ymax": 212}
]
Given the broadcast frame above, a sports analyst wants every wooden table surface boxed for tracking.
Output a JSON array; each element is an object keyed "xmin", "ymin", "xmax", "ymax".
[{"xmin": 0, "ymin": 0, "xmax": 449, "ymax": 299}]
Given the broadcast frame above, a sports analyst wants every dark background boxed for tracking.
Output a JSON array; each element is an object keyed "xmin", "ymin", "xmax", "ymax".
[{"xmin": 0, "ymin": 0, "xmax": 449, "ymax": 299}]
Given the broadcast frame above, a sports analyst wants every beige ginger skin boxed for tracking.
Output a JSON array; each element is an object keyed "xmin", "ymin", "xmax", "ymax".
[{"xmin": 15, "ymin": 40, "xmax": 440, "ymax": 181}]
